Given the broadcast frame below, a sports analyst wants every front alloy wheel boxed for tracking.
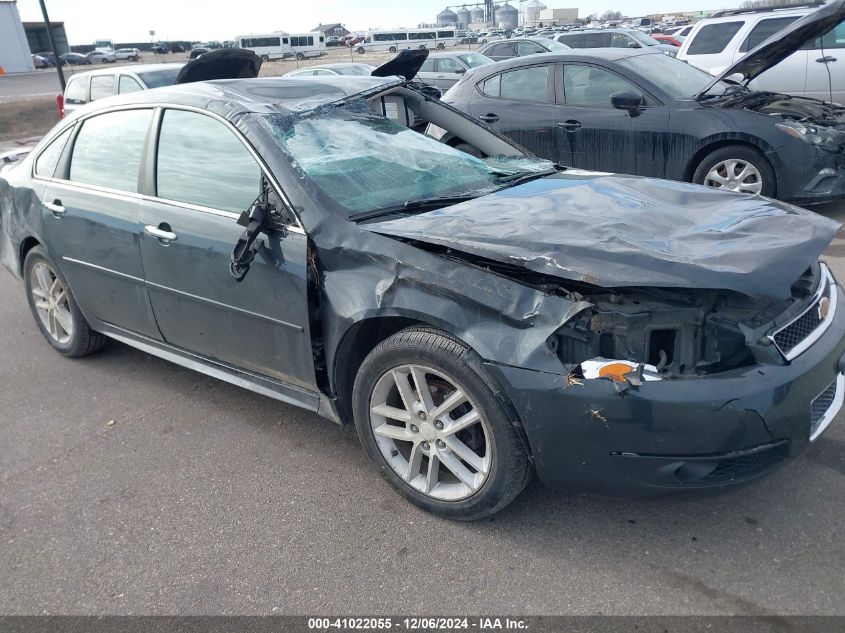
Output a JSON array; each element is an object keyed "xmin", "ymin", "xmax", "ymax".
[
  {"xmin": 369, "ymin": 364, "xmax": 491, "ymax": 500},
  {"xmin": 353, "ymin": 327, "xmax": 531, "ymax": 520}
]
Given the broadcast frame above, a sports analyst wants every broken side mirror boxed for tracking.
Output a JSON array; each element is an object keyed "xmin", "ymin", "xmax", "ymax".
[{"xmin": 230, "ymin": 179, "xmax": 274, "ymax": 282}]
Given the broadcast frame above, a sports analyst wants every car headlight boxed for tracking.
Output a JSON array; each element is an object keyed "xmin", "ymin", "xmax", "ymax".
[{"xmin": 775, "ymin": 120, "xmax": 845, "ymax": 150}]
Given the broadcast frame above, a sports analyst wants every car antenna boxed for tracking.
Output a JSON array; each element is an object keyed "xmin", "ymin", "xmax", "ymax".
[{"xmin": 230, "ymin": 177, "xmax": 272, "ymax": 282}]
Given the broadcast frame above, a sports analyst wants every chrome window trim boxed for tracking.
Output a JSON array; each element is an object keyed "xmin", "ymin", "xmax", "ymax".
[
  {"xmin": 769, "ymin": 263, "xmax": 837, "ymax": 361},
  {"xmin": 31, "ymin": 102, "xmax": 305, "ymax": 232},
  {"xmin": 810, "ymin": 372, "xmax": 844, "ymax": 442}
]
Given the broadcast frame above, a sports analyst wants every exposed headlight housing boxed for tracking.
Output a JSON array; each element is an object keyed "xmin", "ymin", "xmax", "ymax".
[{"xmin": 775, "ymin": 120, "xmax": 845, "ymax": 151}]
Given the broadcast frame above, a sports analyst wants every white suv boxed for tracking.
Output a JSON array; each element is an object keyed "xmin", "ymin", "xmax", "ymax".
[{"xmin": 677, "ymin": 3, "xmax": 845, "ymax": 102}]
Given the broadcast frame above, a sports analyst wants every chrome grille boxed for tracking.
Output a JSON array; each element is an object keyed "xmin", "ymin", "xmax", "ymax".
[
  {"xmin": 770, "ymin": 265, "xmax": 836, "ymax": 360},
  {"xmin": 809, "ymin": 373, "xmax": 843, "ymax": 441}
]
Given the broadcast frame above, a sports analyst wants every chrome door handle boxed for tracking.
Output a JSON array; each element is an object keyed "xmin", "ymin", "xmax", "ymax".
[
  {"xmin": 816, "ymin": 56, "xmax": 837, "ymax": 63},
  {"xmin": 479, "ymin": 113, "xmax": 499, "ymax": 123},
  {"xmin": 44, "ymin": 200, "xmax": 65, "ymax": 216},
  {"xmin": 558, "ymin": 120, "xmax": 582, "ymax": 132},
  {"xmin": 144, "ymin": 224, "xmax": 178, "ymax": 242}
]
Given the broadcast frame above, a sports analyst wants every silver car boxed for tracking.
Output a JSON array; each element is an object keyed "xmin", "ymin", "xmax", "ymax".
[{"xmin": 416, "ymin": 52, "xmax": 494, "ymax": 90}]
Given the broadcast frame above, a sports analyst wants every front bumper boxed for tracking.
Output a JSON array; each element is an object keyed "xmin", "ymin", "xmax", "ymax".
[
  {"xmin": 768, "ymin": 144, "xmax": 845, "ymax": 205},
  {"xmin": 486, "ymin": 282, "xmax": 845, "ymax": 494}
]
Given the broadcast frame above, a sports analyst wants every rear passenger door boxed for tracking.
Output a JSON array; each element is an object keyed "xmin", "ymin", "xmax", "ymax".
[
  {"xmin": 41, "ymin": 108, "xmax": 162, "ymax": 339},
  {"xmin": 468, "ymin": 63, "xmax": 560, "ymax": 161},
  {"xmin": 803, "ymin": 18, "xmax": 845, "ymax": 102},
  {"xmin": 740, "ymin": 16, "xmax": 806, "ymax": 96},
  {"xmin": 138, "ymin": 108, "xmax": 316, "ymax": 390}
]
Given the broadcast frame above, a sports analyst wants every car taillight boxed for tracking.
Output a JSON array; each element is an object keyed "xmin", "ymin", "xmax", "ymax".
[{"xmin": 56, "ymin": 94, "xmax": 65, "ymax": 119}]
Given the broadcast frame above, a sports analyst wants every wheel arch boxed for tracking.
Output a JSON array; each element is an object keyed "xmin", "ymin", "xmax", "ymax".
[{"xmin": 18, "ymin": 235, "xmax": 42, "ymax": 276}]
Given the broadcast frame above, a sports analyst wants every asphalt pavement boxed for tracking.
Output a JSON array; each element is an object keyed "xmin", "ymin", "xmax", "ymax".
[{"xmin": 1, "ymin": 202, "xmax": 844, "ymax": 616}]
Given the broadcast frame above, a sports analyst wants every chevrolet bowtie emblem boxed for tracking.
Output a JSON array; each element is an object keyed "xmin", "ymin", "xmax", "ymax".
[{"xmin": 819, "ymin": 296, "xmax": 831, "ymax": 320}]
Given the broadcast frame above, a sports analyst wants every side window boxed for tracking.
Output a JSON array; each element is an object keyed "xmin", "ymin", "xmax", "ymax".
[
  {"xmin": 561, "ymin": 34, "xmax": 584, "ymax": 47},
  {"xmin": 500, "ymin": 65, "xmax": 552, "ymax": 102},
  {"xmin": 436, "ymin": 57, "xmax": 462, "ymax": 73},
  {"xmin": 419, "ymin": 58, "xmax": 436, "ymax": 73},
  {"xmin": 89, "ymin": 75, "xmax": 116, "ymax": 101},
  {"xmin": 490, "ymin": 42, "xmax": 515, "ymax": 57},
  {"xmin": 156, "ymin": 109, "xmax": 260, "ymax": 213},
  {"xmin": 584, "ymin": 32, "xmax": 611, "ymax": 47},
  {"xmin": 481, "ymin": 73, "xmax": 501, "ymax": 97},
  {"xmin": 611, "ymin": 33, "xmax": 634, "ymax": 48},
  {"xmin": 563, "ymin": 65, "xmax": 639, "ymax": 107},
  {"xmin": 685, "ymin": 21, "xmax": 744, "ymax": 55},
  {"xmin": 34, "ymin": 126, "xmax": 73, "ymax": 179},
  {"xmin": 818, "ymin": 19, "xmax": 845, "ymax": 49},
  {"xmin": 69, "ymin": 109, "xmax": 152, "ymax": 192},
  {"xmin": 64, "ymin": 77, "xmax": 88, "ymax": 104},
  {"xmin": 118, "ymin": 75, "xmax": 143, "ymax": 93},
  {"xmin": 517, "ymin": 41, "xmax": 545, "ymax": 56},
  {"xmin": 740, "ymin": 17, "xmax": 798, "ymax": 52}
]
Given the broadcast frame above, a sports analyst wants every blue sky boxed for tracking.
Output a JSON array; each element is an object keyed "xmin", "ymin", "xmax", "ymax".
[{"xmin": 16, "ymin": 0, "xmax": 738, "ymax": 44}]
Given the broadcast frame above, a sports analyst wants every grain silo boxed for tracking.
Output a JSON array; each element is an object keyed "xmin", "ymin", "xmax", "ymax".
[
  {"xmin": 456, "ymin": 6, "xmax": 472, "ymax": 28},
  {"xmin": 495, "ymin": 3, "xmax": 518, "ymax": 28},
  {"xmin": 523, "ymin": 0, "xmax": 546, "ymax": 25},
  {"xmin": 470, "ymin": 6, "xmax": 486, "ymax": 23},
  {"xmin": 437, "ymin": 8, "xmax": 459, "ymax": 26}
]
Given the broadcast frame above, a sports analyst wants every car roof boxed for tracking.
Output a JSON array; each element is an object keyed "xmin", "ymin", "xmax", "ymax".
[
  {"xmin": 697, "ymin": 7, "xmax": 811, "ymax": 23},
  {"xmin": 64, "ymin": 76, "xmax": 401, "ymax": 119},
  {"xmin": 66, "ymin": 62, "xmax": 183, "ymax": 81},
  {"xmin": 484, "ymin": 48, "xmax": 659, "ymax": 66}
]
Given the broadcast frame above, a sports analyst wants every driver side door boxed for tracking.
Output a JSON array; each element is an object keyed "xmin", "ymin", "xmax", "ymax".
[{"xmin": 138, "ymin": 107, "xmax": 316, "ymax": 391}]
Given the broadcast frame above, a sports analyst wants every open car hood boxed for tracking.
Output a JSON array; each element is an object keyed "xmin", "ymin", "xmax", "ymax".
[
  {"xmin": 699, "ymin": 0, "xmax": 845, "ymax": 97},
  {"xmin": 371, "ymin": 48, "xmax": 429, "ymax": 81},
  {"xmin": 176, "ymin": 48, "xmax": 262, "ymax": 84},
  {"xmin": 367, "ymin": 173, "xmax": 840, "ymax": 299}
]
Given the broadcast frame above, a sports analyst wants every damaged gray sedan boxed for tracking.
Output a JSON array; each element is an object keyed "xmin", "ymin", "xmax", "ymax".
[{"xmin": 1, "ymin": 64, "xmax": 844, "ymax": 520}]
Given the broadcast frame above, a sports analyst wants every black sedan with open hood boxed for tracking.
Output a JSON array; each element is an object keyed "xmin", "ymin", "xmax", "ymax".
[
  {"xmin": 1, "ymin": 54, "xmax": 843, "ymax": 520},
  {"xmin": 439, "ymin": 0, "xmax": 845, "ymax": 205}
]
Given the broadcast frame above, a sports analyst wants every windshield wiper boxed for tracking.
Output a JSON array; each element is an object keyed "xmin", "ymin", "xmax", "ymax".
[
  {"xmin": 495, "ymin": 167, "xmax": 559, "ymax": 189},
  {"xmin": 349, "ymin": 195, "xmax": 478, "ymax": 222}
]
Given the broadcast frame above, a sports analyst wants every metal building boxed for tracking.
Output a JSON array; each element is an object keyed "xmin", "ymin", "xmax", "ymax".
[
  {"xmin": 436, "ymin": 8, "xmax": 459, "ymax": 26},
  {"xmin": 494, "ymin": 3, "xmax": 518, "ymax": 28},
  {"xmin": 0, "ymin": 0, "xmax": 34, "ymax": 73},
  {"xmin": 24, "ymin": 21, "xmax": 69, "ymax": 56}
]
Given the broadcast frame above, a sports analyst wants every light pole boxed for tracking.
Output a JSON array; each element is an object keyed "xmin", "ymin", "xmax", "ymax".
[{"xmin": 38, "ymin": 0, "xmax": 65, "ymax": 91}]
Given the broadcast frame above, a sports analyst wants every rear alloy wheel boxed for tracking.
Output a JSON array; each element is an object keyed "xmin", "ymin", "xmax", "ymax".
[
  {"xmin": 353, "ymin": 328, "xmax": 530, "ymax": 520},
  {"xmin": 261, "ymin": 54, "xmax": 269, "ymax": 62},
  {"xmin": 357, "ymin": 47, "xmax": 365, "ymax": 54},
  {"xmin": 389, "ymin": 46, "xmax": 397, "ymax": 53},
  {"xmin": 24, "ymin": 246, "xmax": 105, "ymax": 357},
  {"xmin": 692, "ymin": 145, "xmax": 775, "ymax": 197}
]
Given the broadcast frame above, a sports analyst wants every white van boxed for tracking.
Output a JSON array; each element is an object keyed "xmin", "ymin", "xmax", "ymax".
[
  {"xmin": 237, "ymin": 33, "xmax": 291, "ymax": 61},
  {"xmin": 677, "ymin": 2, "xmax": 845, "ymax": 102},
  {"xmin": 289, "ymin": 32, "xmax": 328, "ymax": 60},
  {"xmin": 356, "ymin": 29, "xmax": 459, "ymax": 54}
]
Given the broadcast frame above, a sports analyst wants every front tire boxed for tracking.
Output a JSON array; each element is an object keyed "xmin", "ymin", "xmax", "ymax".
[
  {"xmin": 23, "ymin": 246, "xmax": 106, "ymax": 357},
  {"xmin": 357, "ymin": 46, "xmax": 365, "ymax": 54},
  {"xmin": 352, "ymin": 327, "xmax": 531, "ymax": 520},
  {"xmin": 389, "ymin": 46, "xmax": 397, "ymax": 53},
  {"xmin": 692, "ymin": 144, "xmax": 775, "ymax": 197}
]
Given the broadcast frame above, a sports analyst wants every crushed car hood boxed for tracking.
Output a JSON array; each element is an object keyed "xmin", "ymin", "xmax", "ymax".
[
  {"xmin": 701, "ymin": 0, "xmax": 845, "ymax": 95},
  {"xmin": 371, "ymin": 48, "xmax": 429, "ymax": 81},
  {"xmin": 176, "ymin": 48, "xmax": 262, "ymax": 84},
  {"xmin": 367, "ymin": 172, "xmax": 840, "ymax": 299}
]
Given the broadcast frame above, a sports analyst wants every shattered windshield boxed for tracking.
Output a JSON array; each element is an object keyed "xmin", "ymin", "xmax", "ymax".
[{"xmin": 258, "ymin": 101, "xmax": 554, "ymax": 218}]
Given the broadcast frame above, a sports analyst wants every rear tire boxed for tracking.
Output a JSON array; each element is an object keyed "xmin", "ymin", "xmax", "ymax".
[
  {"xmin": 357, "ymin": 47, "xmax": 365, "ymax": 54},
  {"xmin": 437, "ymin": 43, "xmax": 445, "ymax": 50},
  {"xmin": 23, "ymin": 246, "xmax": 106, "ymax": 358},
  {"xmin": 296, "ymin": 52, "xmax": 304, "ymax": 60},
  {"xmin": 352, "ymin": 327, "xmax": 531, "ymax": 521},
  {"xmin": 692, "ymin": 144, "xmax": 775, "ymax": 198},
  {"xmin": 389, "ymin": 46, "xmax": 397, "ymax": 53},
  {"xmin": 261, "ymin": 54, "xmax": 269, "ymax": 62}
]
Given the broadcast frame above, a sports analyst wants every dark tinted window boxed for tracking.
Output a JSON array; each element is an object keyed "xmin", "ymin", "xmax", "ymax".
[
  {"xmin": 489, "ymin": 42, "xmax": 516, "ymax": 57},
  {"xmin": 686, "ymin": 21, "xmax": 743, "ymax": 54},
  {"xmin": 89, "ymin": 75, "xmax": 115, "ymax": 101},
  {"xmin": 64, "ymin": 77, "xmax": 88, "ymax": 104},
  {"xmin": 559, "ymin": 33, "xmax": 586, "ymax": 47},
  {"xmin": 35, "ymin": 126, "xmax": 73, "ymax": 179},
  {"xmin": 740, "ymin": 16, "xmax": 798, "ymax": 52},
  {"xmin": 156, "ymin": 109, "xmax": 260, "ymax": 213},
  {"xmin": 583, "ymin": 32, "xmax": 611, "ymax": 47},
  {"xmin": 69, "ymin": 109, "xmax": 152, "ymax": 192},
  {"xmin": 500, "ymin": 65, "xmax": 552, "ymax": 101},
  {"xmin": 563, "ymin": 65, "xmax": 638, "ymax": 107},
  {"xmin": 807, "ymin": 19, "xmax": 845, "ymax": 49}
]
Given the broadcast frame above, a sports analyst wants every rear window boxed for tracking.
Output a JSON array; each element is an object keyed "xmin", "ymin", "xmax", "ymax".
[
  {"xmin": 685, "ymin": 21, "xmax": 744, "ymax": 55},
  {"xmin": 35, "ymin": 126, "xmax": 73, "ymax": 179},
  {"xmin": 136, "ymin": 68, "xmax": 181, "ymax": 88},
  {"xmin": 64, "ymin": 77, "xmax": 88, "ymax": 104},
  {"xmin": 740, "ymin": 16, "xmax": 799, "ymax": 52}
]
